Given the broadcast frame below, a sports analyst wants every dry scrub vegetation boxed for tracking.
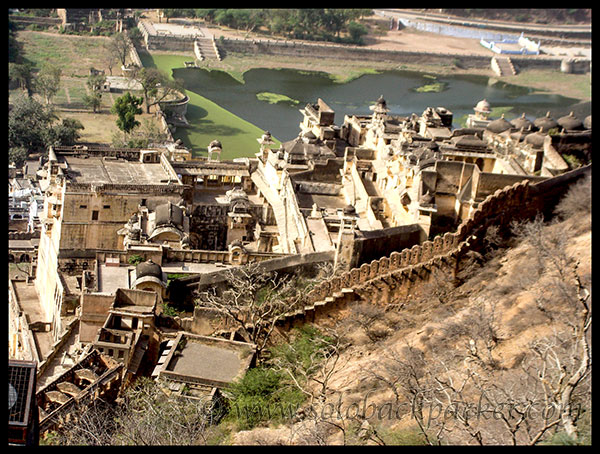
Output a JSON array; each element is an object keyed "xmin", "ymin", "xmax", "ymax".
[{"xmin": 234, "ymin": 175, "xmax": 591, "ymax": 445}]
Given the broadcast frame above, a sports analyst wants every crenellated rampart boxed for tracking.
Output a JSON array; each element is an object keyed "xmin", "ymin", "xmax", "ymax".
[{"xmin": 277, "ymin": 164, "xmax": 590, "ymax": 328}]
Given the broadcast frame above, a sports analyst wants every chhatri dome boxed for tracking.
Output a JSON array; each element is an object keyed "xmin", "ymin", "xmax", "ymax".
[{"xmin": 474, "ymin": 99, "xmax": 491, "ymax": 116}]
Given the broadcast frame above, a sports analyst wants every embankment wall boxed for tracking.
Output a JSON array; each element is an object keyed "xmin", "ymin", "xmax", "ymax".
[{"xmin": 218, "ymin": 37, "xmax": 571, "ymax": 72}]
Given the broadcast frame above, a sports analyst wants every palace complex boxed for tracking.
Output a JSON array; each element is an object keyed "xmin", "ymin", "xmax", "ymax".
[{"xmin": 9, "ymin": 94, "xmax": 591, "ymax": 437}]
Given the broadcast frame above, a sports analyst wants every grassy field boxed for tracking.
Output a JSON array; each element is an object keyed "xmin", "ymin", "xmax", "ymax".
[
  {"xmin": 13, "ymin": 31, "xmax": 145, "ymax": 144},
  {"xmin": 16, "ymin": 30, "xmax": 120, "ymax": 76}
]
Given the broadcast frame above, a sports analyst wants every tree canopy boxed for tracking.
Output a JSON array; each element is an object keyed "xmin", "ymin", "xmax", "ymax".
[
  {"xmin": 106, "ymin": 32, "xmax": 130, "ymax": 67},
  {"xmin": 129, "ymin": 67, "xmax": 184, "ymax": 114},
  {"xmin": 9, "ymin": 94, "xmax": 84, "ymax": 166},
  {"xmin": 111, "ymin": 92, "xmax": 143, "ymax": 137},
  {"xmin": 169, "ymin": 9, "xmax": 374, "ymax": 44},
  {"xmin": 34, "ymin": 63, "xmax": 62, "ymax": 105},
  {"xmin": 83, "ymin": 72, "xmax": 106, "ymax": 113}
]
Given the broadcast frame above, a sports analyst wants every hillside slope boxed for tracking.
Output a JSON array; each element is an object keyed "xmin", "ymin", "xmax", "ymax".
[{"xmin": 232, "ymin": 175, "xmax": 591, "ymax": 445}]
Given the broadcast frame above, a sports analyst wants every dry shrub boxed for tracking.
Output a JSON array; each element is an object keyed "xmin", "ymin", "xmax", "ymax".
[{"xmin": 554, "ymin": 174, "xmax": 591, "ymax": 222}]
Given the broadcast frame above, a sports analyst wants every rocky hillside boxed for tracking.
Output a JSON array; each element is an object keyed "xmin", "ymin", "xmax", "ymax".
[{"xmin": 231, "ymin": 174, "xmax": 591, "ymax": 445}]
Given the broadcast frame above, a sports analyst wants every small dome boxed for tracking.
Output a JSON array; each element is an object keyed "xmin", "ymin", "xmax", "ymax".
[
  {"xmin": 135, "ymin": 260, "xmax": 163, "ymax": 280},
  {"xmin": 228, "ymin": 239, "xmax": 246, "ymax": 252},
  {"xmin": 474, "ymin": 99, "xmax": 491, "ymax": 113},
  {"xmin": 557, "ymin": 111, "xmax": 583, "ymax": 131},
  {"xmin": 486, "ymin": 114, "xmax": 512, "ymax": 134},
  {"xmin": 451, "ymin": 134, "xmax": 486, "ymax": 148},
  {"xmin": 510, "ymin": 126, "xmax": 532, "ymax": 142},
  {"xmin": 208, "ymin": 139, "xmax": 222, "ymax": 149},
  {"xmin": 226, "ymin": 187, "xmax": 249, "ymax": 203},
  {"xmin": 510, "ymin": 113, "xmax": 534, "ymax": 130},
  {"xmin": 421, "ymin": 190, "xmax": 434, "ymax": 205},
  {"xmin": 583, "ymin": 115, "xmax": 592, "ymax": 130},
  {"xmin": 426, "ymin": 140, "xmax": 439, "ymax": 152},
  {"xmin": 525, "ymin": 130, "xmax": 546, "ymax": 148},
  {"xmin": 534, "ymin": 112, "xmax": 558, "ymax": 131}
]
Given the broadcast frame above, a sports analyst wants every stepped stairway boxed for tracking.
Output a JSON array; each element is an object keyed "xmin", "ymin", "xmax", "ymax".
[
  {"xmin": 492, "ymin": 56, "xmax": 517, "ymax": 76},
  {"xmin": 194, "ymin": 36, "xmax": 221, "ymax": 62}
]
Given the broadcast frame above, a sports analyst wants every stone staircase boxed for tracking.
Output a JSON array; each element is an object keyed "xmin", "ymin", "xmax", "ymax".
[
  {"xmin": 491, "ymin": 56, "xmax": 517, "ymax": 76},
  {"xmin": 194, "ymin": 36, "xmax": 221, "ymax": 62}
]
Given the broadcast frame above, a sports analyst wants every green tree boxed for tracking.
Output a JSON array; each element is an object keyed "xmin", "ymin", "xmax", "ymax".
[
  {"xmin": 9, "ymin": 94, "xmax": 57, "ymax": 152},
  {"xmin": 111, "ymin": 92, "xmax": 143, "ymax": 139},
  {"xmin": 83, "ymin": 73, "xmax": 106, "ymax": 113},
  {"xmin": 226, "ymin": 367, "xmax": 303, "ymax": 430},
  {"xmin": 347, "ymin": 21, "xmax": 368, "ymax": 44},
  {"xmin": 127, "ymin": 27, "xmax": 143, "ymax": 48},
  {"xmin": 161, "ymin": 9, "xmax": 179, "ymax": 23},
  {"xmin": 130, "ymin": 67, "xmax": 184, "ymax": 114},
  {"xmin": 9, "ymin": 62, "xmax": 35, "ymax": 96},
  {"xmin": 48, "ymin": 117, "xmax": 84, "ymax": 146},
  {"xmin": 83, "ymin": 92, "xmax": 102, "ymax": 113},
  {"xmin": 194, "ymin": 9, "xmax": 217, "ymax": 22},
  {"xmin": 8, "ymin": 146, "xmax": 29, "ymax": 168},
  {"xmin": 8, "ymin": 19, "xmax": 23, "ymax": 63},
  {"xmin": 9, "ymin": 94, "xmax": 85, "ymax": 161},
  {"xmin": 34, "ymin": 63, "xmax": 62, "ymax": 105}
]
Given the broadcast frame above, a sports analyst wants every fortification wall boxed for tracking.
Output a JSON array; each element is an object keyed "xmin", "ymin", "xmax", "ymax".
[
  {"xmin": 8, "ymin": 231, "xmax": 39, "ymax": 240},
  {"xmin": 278, "ymin": 165, "xmax": 590, "ymax": 327},
  {"xmin": 353, "ymin": 224, "xmax": 423, "ymax": 266},
  {"xmin": 9, "ymin": 15, "xmax": 62, "ymax": 28}
]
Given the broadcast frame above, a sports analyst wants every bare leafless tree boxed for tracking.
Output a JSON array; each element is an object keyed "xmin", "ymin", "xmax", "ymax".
[
  {"xmin": 46, "ymin": 398, "xmax": 116, "ymax": 445},
  {"xmin": 364, "ymin": 210, "xmax": 591, "ymax": 445},
  {"xmin": 416, "ymin": 266, "xmax": 456, "ymax": 305},
  {"xmin": 352, "ymin": 302, "xmax": 388, "ymax": 343},
  {"xmin": 44, "ymin": 378, "xmax": 218, "ymax": 445},
  {"xmin": 195, "ymin": 263, "xmax": 304, "ymax": 361}
]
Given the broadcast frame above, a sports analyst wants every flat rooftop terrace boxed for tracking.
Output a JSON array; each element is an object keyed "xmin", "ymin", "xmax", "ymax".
[
  {"xmin": 97, "ymin": 264, "xmax": 132, "ymax": 294},
  {"xmin": 62, "ymin": 156, "xmax": 175, "ymax": 185},
  {"xmin": 161, "ymin": 333, "xmax": 255, "ymax": 387}
]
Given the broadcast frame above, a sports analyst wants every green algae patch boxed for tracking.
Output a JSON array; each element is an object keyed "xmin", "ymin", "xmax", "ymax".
[{"xmin": 256, "ymin": 92, "xmax": 300, "ymax": 106}]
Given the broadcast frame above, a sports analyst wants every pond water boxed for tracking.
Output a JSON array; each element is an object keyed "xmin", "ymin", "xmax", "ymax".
[{"xmin": 173, "ymin": 67, "xmax": 579, "ymax": 143}]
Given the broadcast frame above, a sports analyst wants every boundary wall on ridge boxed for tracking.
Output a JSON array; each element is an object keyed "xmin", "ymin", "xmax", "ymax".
[{"xmin": 276, "ymin": 164, "xmax": 590, "ymax": 328}]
